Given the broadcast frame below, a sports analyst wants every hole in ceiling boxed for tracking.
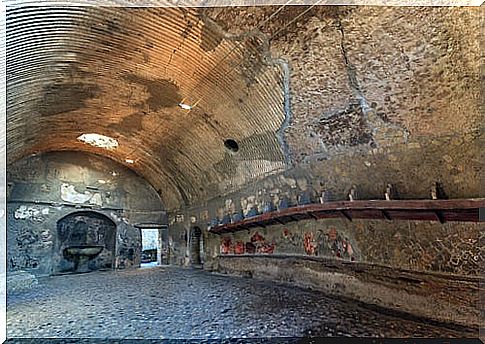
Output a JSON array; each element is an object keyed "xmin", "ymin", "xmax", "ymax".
[
  {"xmin": 178, "ymin": 103, "xmax": 192, "ymax": 110},
  {"xmin": 77, "ymin": 133, "xmax": 118, "ymax": 150},
  {"xmin": 224, "ymin": 139, "xmax": 239, "ymax": 153}
]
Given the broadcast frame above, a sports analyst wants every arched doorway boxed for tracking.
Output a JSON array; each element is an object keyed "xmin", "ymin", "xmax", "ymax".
[
  {"xmin": 56, "ymin": 211, "xmax": 116, "ymax": 274},
  {"xmin": 189, "ymin": 226, "xmax": 202, "ymax": 267}
]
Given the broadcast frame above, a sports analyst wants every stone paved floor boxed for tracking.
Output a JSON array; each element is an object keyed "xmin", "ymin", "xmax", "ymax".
[{"xmin": 7, "ymin": 267, "xmax": 478, "ymax": 339}]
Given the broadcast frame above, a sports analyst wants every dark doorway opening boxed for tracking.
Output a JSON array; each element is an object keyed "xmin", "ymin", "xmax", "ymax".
[{"xmin": 190, "ymin": 226, "xmax": 202, "ymax": 267}]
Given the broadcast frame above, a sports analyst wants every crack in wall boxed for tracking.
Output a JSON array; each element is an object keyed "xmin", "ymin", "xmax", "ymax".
[
  {"xmin": 273, "ymin": 58, "xmax": 293, "ymax": 166},
  {"xmin": 337, "ymin": 17, "xmax": 371, "ymax": 117},
  {"xmin": 337, "ymin": 17, "xmax": 409, "ymax": 145}
]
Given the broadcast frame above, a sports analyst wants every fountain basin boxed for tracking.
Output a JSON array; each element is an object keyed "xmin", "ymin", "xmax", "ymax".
[
  {"xmin": 63, "ymin": 245, "xmax": 104, "ymax": 273},
  {"xmin": 64, "ymin": 245, "xmax": 104, "ymax": 257}
]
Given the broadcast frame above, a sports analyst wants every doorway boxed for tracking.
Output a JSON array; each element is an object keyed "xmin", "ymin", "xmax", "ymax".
[
  {"xmin": 140, "ymin": 228, "xmax": 159, "ymax": 268},
  {"xmin": 190, "ymin": 226, "xmax": 202, "ymax": 267}
]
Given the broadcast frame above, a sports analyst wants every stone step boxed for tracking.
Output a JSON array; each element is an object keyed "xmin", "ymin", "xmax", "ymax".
[{"xmin": 7, "ymin": 270, "xmax": 38, "ymax": 292}]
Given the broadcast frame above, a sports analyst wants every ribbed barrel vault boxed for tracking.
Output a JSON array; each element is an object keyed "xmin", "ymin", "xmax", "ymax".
[{"xmin": 7, "ymin": 6, "xmax": 288, "ymax": 209}]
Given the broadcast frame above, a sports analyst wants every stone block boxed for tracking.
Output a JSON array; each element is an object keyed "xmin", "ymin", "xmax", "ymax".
[{"xmin": 7, "ymin": 270, "xmax": 38, "ymax": 292}]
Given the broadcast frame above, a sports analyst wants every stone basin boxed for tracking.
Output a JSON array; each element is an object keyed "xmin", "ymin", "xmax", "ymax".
[
  {"xmin": 63, "ymin": 245, "xmax": 104, "ymax": 273},
  {"xmin": 65, "ymin": 245, "xmax": 104, "ymax": 257}
]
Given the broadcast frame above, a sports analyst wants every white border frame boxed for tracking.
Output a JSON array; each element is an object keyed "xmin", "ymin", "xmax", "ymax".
[{"xmin": 2, "ymin": 1, "xmax": 483, "ymax": 342}]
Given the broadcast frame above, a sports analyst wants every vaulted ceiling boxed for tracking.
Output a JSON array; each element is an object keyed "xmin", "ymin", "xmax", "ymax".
[
  {"xmin": 7, "ymin": 6, "xmax": 289, "ymax": 209},
  {"xmin": 7, "ymin": 4, "xmax": 481, "ymax": 210}
]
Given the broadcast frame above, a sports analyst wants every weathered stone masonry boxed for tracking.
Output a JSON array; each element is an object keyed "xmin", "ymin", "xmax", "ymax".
[
  {"xmin": 167, "ymin": 179, "xmax": 482, "ymax": 327},
  {"xmin": 163, "ymin": 10, "xmax": 482, "ymax": 324},
  {"xmin": 7, "ymin": 151, "xmax": 166, "ymax": 276},
  {"xmin": 5, "ymin": 3, "xmax": 482, "ymax": 333}
]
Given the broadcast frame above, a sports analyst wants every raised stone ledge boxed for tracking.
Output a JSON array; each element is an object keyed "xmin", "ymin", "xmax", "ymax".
[
  {"xmin": 214, "ymin": 254, "xmax": 482, "ymax": 328},
  {"xmin": 7, "ymin": 270, "xmax": 39, "ymax": 293}
]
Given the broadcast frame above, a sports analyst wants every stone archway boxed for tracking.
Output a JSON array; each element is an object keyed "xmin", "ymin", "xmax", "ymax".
[{"xmin": 56, "ymin": 211, "xmax": 116, "ymax": 274}]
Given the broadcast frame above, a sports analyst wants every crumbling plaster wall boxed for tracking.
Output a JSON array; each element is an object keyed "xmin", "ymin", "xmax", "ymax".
[
  {"xmin": 166, "ymin": 5, "xmax": 482, "ymax": 273},
  {"xmin": 166, "ymin": 170, "xmax": 482, "ymax": 326},
  {"xmin": 203, "ymin": 5, "xmax": 481, "ymax": 200},
  {"xmin": 6, "ymin": 6, "xmax": 481, "ymax": 209},
  {"xmin": 162, "ymin": 6, "xmax": 483, "ymax": 270},
  {"xmin": 7, "ymin": 151, "xmax": 166, "ymax": 276},
  {"xmin": 168, "ymin": 170, "xmax": 481, "ymax": 276}
]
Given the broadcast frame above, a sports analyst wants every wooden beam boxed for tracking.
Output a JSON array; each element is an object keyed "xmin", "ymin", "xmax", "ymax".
[
  {"xmin": 254, "ymin": 221, "xmax": 266, "ymax": 228},
  {"xmin": 308, "ymin": 212, "xmax": 318, "ymax": 220},
  {"xmin": 134, "ymin": 223, "xmax": 168, "ymax": 229},
  {"xmin": 205, "ymin": 199, "xmax": 483, "ymax": 235},
  {"xmin": 274, "ymin": 218, "xmax": 286, "ymax": 225}
]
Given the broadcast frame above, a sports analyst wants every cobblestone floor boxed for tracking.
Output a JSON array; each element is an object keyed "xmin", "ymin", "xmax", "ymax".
[{"xmin": 7, "ymin": 267, "xmax": 478, "ymax": 339}]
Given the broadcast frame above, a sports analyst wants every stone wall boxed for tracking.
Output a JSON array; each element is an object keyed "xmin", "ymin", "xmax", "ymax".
[
  {"xmin": 162, "ymin": 11, "xmax": 482, "ymax": 325},
  {"xmin": 6, "ymin": 6, "xmax": 481, "ymax": 209},
  {"xmin": 167, "ymin": 207, "xmax": 482, "ymax": 327},
  {"xmin": 167, "ymin": 163, "xmax": 481, "ymax": 274},
  {"xmin": 206, "ymin": 219, "xmax": 481, "ymax": 276},
  {"xmin": 168, "ymin": 179, "xmax": 481, "ymax": 277},
  {"xmin": 165, "ymin": 167, "xmax": 481, "ymax": 325},
  {"xmin": 7, "ymin": 151, "xmax": 166, "ymax": 276},
  {"xmin": 203, "ymin": 6, "xmax": 481, "ymax": 202},
  {"xmin": 215, "ymin": 255, "xmax": 480, "ymax": 328}
]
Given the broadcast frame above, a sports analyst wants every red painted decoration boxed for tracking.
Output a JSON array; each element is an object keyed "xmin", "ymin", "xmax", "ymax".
[
  {"xmin": 234, "ymin": 241, "xmax": 245, "ymax": 254},
  {"xmin": 220, "ymin": 237, "xmax": 233, "ymax": 254},
  {"xmin": 304, "ymin": 232, "xmax": 317, "ymax": 255},
  {"xmin": 258, "ymin": 243, "xmax": 275, "ymax": 254},
  {"xmin": 251, "ymin": 232, "xmax": 265, "ymax": 242}
]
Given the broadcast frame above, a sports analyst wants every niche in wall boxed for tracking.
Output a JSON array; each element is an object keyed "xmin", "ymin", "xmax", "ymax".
[{"xmin": 56, "ymin": 211, "xmax": 116, "ymax": 274}]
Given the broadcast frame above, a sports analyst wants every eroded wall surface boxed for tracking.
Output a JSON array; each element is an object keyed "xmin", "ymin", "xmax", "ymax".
[
  {"xmin": 5, "ymin": 4, "xmax": 482, "ymax": 326},
  {"xmin": 166, "ymin": 169, "xmax": 481, "ymax": 326},
  {"xmin": 7, "ymin": 151, "xmax": 166, "ymax": 276},
  {"xmin": 6, "ymin": 6, "xmax": 481, "ymax": 209},
  {"xmin": 168, "ymin": 169, "xmax": 481, "ymax": 275},
  {"xmin": 209, "ymin": 220, "xmax": 481, "ymax": 276},
  {"xmin": 166, "ymin": 6, "xmax": 481, "ymax": 281},
  {"xmin": 204, "ymin": 6, "xmax": 481, "ymax": 200}
]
